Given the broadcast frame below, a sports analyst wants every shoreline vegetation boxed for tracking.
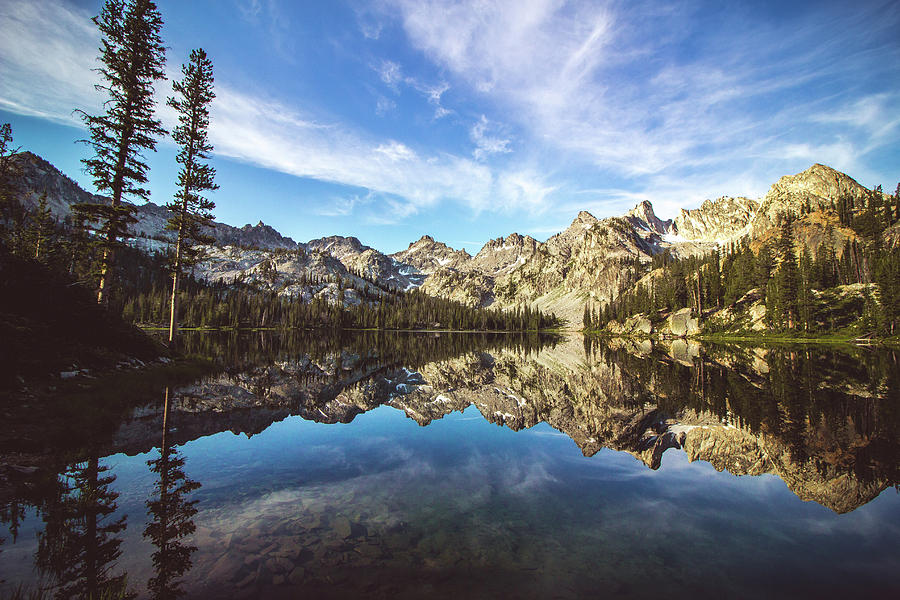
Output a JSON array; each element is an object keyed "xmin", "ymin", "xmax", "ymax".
[{"xmin": 583, "ymin": 329, "xmax": 900, "ymax": 347}]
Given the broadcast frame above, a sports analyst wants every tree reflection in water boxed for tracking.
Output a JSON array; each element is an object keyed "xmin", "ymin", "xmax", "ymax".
[
  {"xmin": 36, "ymin": 452, "xmax": 131, "ymax": 599},
  {"xmin": 144, "ymin": 387, "xmax": 200, "ymax": 600}
]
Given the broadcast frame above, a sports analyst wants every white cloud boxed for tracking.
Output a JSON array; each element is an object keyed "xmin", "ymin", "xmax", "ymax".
[
  {"xmin": 206, "ymin": 85, "xmax": 495, "ymax": 215},
  {"xmin": 313, "ymin": 191, "xmax": 375, "ymax": 217},
  {"xmin": 9, "ymin": 0, "xmax": 895, "ymax": 227},
  {"xmin": 375, "ymin": 95, "xmax": 396, "ymax": 116},
  {"xmin": 354, "ymin": 2, "xmax": 384, "ymax": 40},
  {"xmin": 470, "ymin": 115, "xmax": 511, "ymax": 161},
  {"xmin": 0, "ymin": 0, "xmax": 557, "ymax": 220},
  {"xmin": 811, "ymin": 94, "xmax": 900, "ymax": 148},
  {"xmin": 377, "ymin": 60, "xmax": 403, "ymax": 89},
  {"xmin": 374, "ymin": 140, "xmax": 417, "ymax": 161},
  {"xmin": 0, "ymin": 0, "xmax": 101, "ymax": 124},
  {"xmin": 494, "ymin": 170, "xmax": 557, "ymax": 213},
  {"xmin": 384, "ymin": 0, "xmax": 900, "ymax": 184},
  {"xmin": 372, "ymin": 59, "xmax": 453, "ymax": 119},
  {"xmin": 206, "ymin": 84, "xmax": 558, "ymax": 217},
  {"xmin": 409, "ymin": 79, "xmax": 452, "ymax": 119}
]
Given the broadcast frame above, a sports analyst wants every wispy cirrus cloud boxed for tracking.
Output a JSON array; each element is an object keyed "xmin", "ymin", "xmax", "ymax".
[
  {"xmin": 4, "ymin": 0, "xmax": 898, "ymax": 233},
  {"xmin": 0, "ymin": 0, "xmax": 556, "ymax": 222},
  {"xmin": 371, "ymin": 59, "xmax": 452, "ymax": 119},
  {"xmin": 470, "ymin": 115, "xmax": 511, "ymax": 161},
  {"xmin": 206, "ymin": 85, "xmax": 498, "ymax": 217},
  {"xmin": 0, "ymin": 0, "xmax": 100, "ymax": 124},
  {"xmin": 383, "ymin": 0, "xmax": 900, "ymax": 209}
]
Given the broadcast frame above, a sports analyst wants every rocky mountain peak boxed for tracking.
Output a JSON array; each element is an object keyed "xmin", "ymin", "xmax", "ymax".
[
  {"xmin": 573, "ymin": 210, "xmax": 599, "ymax": 227},
  {"xmin": 751, "ymin": 163, "xmax": 872, "ymax": 239},
  {"xmin": 481, "ymin": 232, "xmax": 537, "ymax": 251},
  {"xmin": 221, "ymin": 221, "xmax": 297, "ymax": 249},
  {"xmin": 768, "ymin": 163, "xmax": 868, "ymax": 204},
  {"xmin": 624, "ymin": 200, "xmax": 672, "ymax": 236},
  {"xmin": 11, "ymin": 151, "xmax": 106, "ymax": 219},
  {"xmin": 469, "ymin": 232, "xmax": 540, "ymax": 276},
  {"xmin": 390, "ymin": 235, "xmax": 471, "ymax": 274},
  {"xmin": 307, "ymin": 235, "xmax": 365, "ymax": 254}
]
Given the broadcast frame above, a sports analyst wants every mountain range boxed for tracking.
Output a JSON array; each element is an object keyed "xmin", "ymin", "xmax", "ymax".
[{"xmin": 12, "ymin": 151, "xmax": 887, "ymax": 325}]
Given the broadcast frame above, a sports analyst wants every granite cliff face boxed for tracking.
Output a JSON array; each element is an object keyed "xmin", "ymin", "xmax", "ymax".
[
  {"xmin": 194, "ymin": 245, "xmax": 390, "ymax": 304},
  {"xmin": 625, "ymin": 200, "xmax": 673, "ymax": 236},
  {"xmin": 468, "ymin": 233, "xmax": 540, "ymax": 276},
  {"xmin": 672, "ymin": 196, "xmax": 758, "ymax": 243},
  {"xmin": 389, "ymin": 235, "xmax": 472, "ymax": 274},
  {"xmin": 305, "ymin": 235, "xmax": 424, "ymax": 290},
  {"xmin": 749, "ymin": 163, "xmax": 872, "ymax": 246}
]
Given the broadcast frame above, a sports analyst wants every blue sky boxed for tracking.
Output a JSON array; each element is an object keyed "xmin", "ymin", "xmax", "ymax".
[{"xmin": 1, "ymin": 0, "xmax": 898, "ymax": 254}]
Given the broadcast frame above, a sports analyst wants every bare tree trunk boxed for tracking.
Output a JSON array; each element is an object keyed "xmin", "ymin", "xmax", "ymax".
[
  {"xmin": 168, "ymin": 218, "xmax": 185, "ymax": 343},
  {"xmin": 97, "ymin": 129, "xmax": 132, "ymax": 305},
  {"xmin": 97, "ymin": 244, "xmax": 112, "ymax": 305},
  {"xmin": 696, "ymin": 273, "xmax": 702, "ymax": 315},
  {"xmin": 168, "ymin": 266, "xmax": 180, "ymax": 342}
]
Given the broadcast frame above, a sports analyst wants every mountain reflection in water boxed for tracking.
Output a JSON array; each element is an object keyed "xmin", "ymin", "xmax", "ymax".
[{"xmin": 1, "ymin": 331, "xmax": 898, "ymax": 598}]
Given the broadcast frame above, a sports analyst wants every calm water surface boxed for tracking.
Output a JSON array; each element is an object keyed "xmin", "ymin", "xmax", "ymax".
[{"xmin": 1, "ymin": 332, "xmax": 898, "ymax": 599}]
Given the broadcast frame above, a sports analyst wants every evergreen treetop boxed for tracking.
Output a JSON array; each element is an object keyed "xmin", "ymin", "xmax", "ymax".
[{"xmin": 75, "ymin": 0, "xmax": 167, "ymax": 304}]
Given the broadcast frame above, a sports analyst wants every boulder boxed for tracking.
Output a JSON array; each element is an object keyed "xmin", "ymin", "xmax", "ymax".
[
  {"xmin": 667, "ymin": 308, "xmax": 700, "ymax": 337},
  {"xmin": 623, "ymin": 314, "xmax": 652, "ymax": 335}
]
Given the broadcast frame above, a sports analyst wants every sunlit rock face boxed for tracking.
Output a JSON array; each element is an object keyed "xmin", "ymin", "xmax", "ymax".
[
  {"xmin": 390, "ymin": 235, "xmax": 473, "ymax": 274},
  {"xmin": 737, "ymin": 163, "xmax": 870, "ymax": 257},
  {"xmin": 468, "ymin": 233, "xmax": 540, "ymax": 276},
  {"xmin": 672, "ymin": 196, "xmax": 758, "ymax": 243},
  {"xmin": 752, "ymin": 163, "xmax": 871, "ymax": 238},
  {"xmin": 625, "ymin": 200, "xmax": 673, "ymax": 237}
]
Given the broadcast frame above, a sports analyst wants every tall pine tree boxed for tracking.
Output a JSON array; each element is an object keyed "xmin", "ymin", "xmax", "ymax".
[
  {"xmin": 75, "ymin": 0, "xmax": 167, "ymax": 305},
  {"xmin": 166, "ymin": 48, "xmax": 218, "ymax": 343},
  {"xmin": 774, "ymin": 214, "xmax": 799, "ymax": 330},
  {"xmin": 0, "ymin": 123, "xmax": 22, "ymax": 229}
]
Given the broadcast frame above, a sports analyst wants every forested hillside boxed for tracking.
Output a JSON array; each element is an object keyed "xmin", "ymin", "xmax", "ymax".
[{"xmin": 586, "ymin": 184, "xmax": 900, "ymax": 338}]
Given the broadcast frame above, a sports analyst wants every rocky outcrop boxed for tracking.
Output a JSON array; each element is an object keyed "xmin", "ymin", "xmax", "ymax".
[
  {"xmin": 389, "ymin": 235, "xmax": 472, "ymax": 274},
  {"xmin": 306, "ymin": 235, "xmax": 424, "ymax": 290},
  {"xmin": 419, "ymin": 268, "xmax": 495, "ymax": 307},
  {"xmin": 195, "ymin": 245, "xmax": 389, "ymax": 305},
  {"xmin": 672, "ymin": 196, "xmax": 758, "ymax": 243},
  {"xmin": 467, "ymin": 233, "xmax": 539, "ymax": 276},
  {"xmin": 10, "ymin": 151, "xmax": 890, "ymax": 322},
  {"xmin": 625, "ymin": 200, "xmax": 673, "ymax": 236},
  {"xmin": 212, "ymin": 221, "xmax": 297, "ymax": 249},
  {"xmin": 750, "ymin": 163, "xmax": 871, "ymax": 240},
  {"xmin": 10, "ymin": 151, "xmax": 107, "ymax": 219},
  {"xmin": 605, "ymin": 314, "xmax": 652, "ymax": 336},
  {"xmin": 663, "ymin": 308, "xmax": 700, "ymax": 337},
  {"xmin": 10, "ymin": 151, "xmax": 298, "ymax": 250}
]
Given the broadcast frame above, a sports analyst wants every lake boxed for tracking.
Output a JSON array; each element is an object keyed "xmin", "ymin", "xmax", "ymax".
[{"xmin": 1, "ymin": 331, "xmax": 898, "ymax": 599}]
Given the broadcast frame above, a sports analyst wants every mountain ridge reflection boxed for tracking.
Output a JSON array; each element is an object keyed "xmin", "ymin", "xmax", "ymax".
[{"xmin": 157, "ymin": 332, "xmax": 900, "ymax": 514}]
